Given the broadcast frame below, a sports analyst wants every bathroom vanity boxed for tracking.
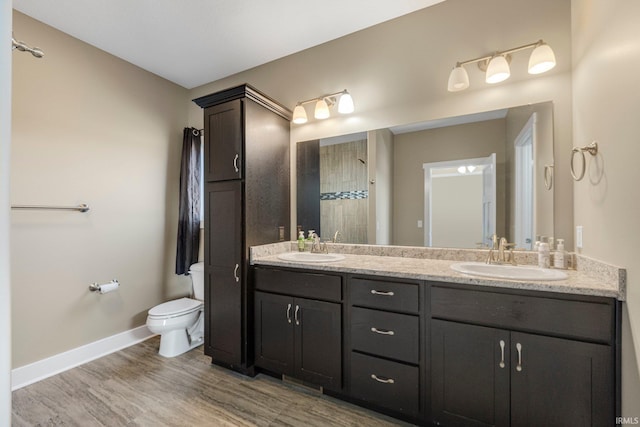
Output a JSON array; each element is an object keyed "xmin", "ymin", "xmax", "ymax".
[{"xmin": 250, "ymin": 243, "xmax": 624, "ymax": 426}]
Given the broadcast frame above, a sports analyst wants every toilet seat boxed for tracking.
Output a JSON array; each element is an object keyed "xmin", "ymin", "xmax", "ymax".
[{"xmin": 148, "ymin": 297, "xmax": 202, "ymax": 319}]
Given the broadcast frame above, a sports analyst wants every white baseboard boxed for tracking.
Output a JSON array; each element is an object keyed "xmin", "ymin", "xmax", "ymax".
[{"xmin": 11, "ymin": 326, "xmax": 156, "ymax": 391}]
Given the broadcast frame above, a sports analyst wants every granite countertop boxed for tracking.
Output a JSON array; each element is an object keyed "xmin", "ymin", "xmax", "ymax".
[{"xmin": 250, "ymin": 242, "xmax": 626, "ymax": 301}]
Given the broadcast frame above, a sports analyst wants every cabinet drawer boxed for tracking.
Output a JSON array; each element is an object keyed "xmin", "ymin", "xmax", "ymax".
[
  {"xmin": 431, "ymin": 286, "xmax": 614, "ymax": 343},
  {"xmin": 350, "ymin": 277, "xmax": 419, "ymax": 313},
  {"xmin": 254, "ymin": 267, "xmax": 342, "ymax": 302},
  {"xmin": 351, "ymin": 307, "xmax": 419, "ymax": 364},
  {"xmin": 350, "ymin": 352, "xmax": 419, "ymax": 417}
]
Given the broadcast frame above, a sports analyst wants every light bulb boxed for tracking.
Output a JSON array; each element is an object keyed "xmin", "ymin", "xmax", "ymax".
[
  {"xmin": 458, "ymin": 166, "xmax": 467, "ymax": 174},
  {"xmin": 338, "ymin": 92, "xmax": 354, "ymax": 114},
  {"xmin": 486, "ymin": 55, "xmax": 510, "ymax": 84},
  {"xmin": 292, "ymin": 104, "xmax": 308, "ymax": 124},
  {"xmin": 314, "ymin": 99, "xmax": 330, "ymax": 120},
  {"xmin": 447, "ymin": 65, "xmax": 470, "ymax": 92},
  {"xmin": 528, "ymin": 43, "xmax": 556, "ymax": 74}
]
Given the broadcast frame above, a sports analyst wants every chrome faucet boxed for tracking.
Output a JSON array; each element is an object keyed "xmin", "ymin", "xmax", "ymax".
[
  {"xmin": 310, "ymin": 232, "xmax": 328, "ymax": 254},
  {"xmin": 332, "ymin": 230, "xmax": 342, "ymax": 243},
  {"xmin": 487, "ymin": 235, "xmax": 517, "ymax": 265}
]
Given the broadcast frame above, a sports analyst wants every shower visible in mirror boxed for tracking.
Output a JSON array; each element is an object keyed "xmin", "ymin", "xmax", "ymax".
[{"xmin": 296, "ymin": 101, "xmax": 554, "ymax": 250}]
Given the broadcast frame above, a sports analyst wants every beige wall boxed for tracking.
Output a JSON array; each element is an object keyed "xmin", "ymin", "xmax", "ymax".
[
  {"xmin": 186, "ymin": 0, "xmax": 573, "ymax": 248},
  {"xmin": 393, "ymin": 119, "xmax": 508, "ymax": 246},
  {"xmin": 10, "ymin": 12, "xmax": 189, "ymax": 367},
  {"xmin": 572, "ymin": 0, "xmax": 640, "ymax": 416}
]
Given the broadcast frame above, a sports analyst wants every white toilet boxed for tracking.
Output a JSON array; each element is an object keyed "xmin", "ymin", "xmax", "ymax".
[{"xmin": 146, "ymin": 262, "xmax": 205, "ymax": 357}]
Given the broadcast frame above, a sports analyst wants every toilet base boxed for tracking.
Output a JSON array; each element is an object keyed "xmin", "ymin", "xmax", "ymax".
[{"xmin": 158, "ymin": 328, "xmax": 204, "ymax": 358}]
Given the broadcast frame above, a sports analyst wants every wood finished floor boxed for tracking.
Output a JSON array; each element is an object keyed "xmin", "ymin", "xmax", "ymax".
[{"xmin": 12, "ymin": 337, "xmax": 414, "ymax": 426}]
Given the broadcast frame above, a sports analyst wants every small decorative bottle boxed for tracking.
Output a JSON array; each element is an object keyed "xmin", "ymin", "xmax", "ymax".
[{"xmin": 538, "ymin": 239, "xmax": 550, "ymax": 269}]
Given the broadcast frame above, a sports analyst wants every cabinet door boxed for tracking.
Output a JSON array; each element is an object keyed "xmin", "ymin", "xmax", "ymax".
[
  {"xmin": 510, "ymin": 332, "xmax": 613, "ymax": 427},
  {"xmin": 294, "ymin": 298, "xmax": 342, "ymax": 390},
  {"xmin": 431, "ymin": 320, "xmax": 510, "ymax": 427},
  {"xmin": 254, "ymin": 292, "xmax": 294, "ymax": 376},
  {"xmin": 205, "ymin": 99, "xmax": 242, "ymax": 182},
  {"xmin": 205, "ymin": 181, "xmax": 243, "ymax": 365}
]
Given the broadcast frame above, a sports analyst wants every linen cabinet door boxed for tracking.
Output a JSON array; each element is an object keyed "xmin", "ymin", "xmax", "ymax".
[
  {"xmin": 294, "ymin": 298, "xmax": 342, "ymax": 391},
  {"xmin": 431, "ymin": 320, "xmax": 510, "ymax": 427},
  {"xmin": 204, "ymin": 99, "xmax": 243, "ymax": 182},
  {"xmin": 510, "ymin": 332, "xmax": 614, "ymax": 427},
  {"xmin": 205, "ymin": 180, "xmax": 243, "ymax": 366},
  {"xmin": 254, "ymin": 292, "xmax": 294, "ymax": 376}
]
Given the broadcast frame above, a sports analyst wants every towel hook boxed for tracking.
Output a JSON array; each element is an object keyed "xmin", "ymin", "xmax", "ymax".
[{"xmin": 570, "ymin": 141, "xmax": 598, "ymax": 181}]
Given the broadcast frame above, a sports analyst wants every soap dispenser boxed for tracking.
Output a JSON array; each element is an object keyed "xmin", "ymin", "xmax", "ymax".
[
  {"xmin": 298, "ymin": 231, "xmax": 306, "ymax": 252},
  {"xmin": 553, "ymin": 239, "xmax": 567, "ymax": 269}
]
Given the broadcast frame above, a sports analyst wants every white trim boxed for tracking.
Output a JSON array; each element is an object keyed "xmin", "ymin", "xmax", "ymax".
[{"xmin": 11, "ymin": 326, "xmax": 156, "ymax": 391}]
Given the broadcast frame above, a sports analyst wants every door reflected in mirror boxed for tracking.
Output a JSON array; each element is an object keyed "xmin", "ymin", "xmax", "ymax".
[{"xmin": 296, "ymin": 102, "xmax": 554, "ymax": 250}]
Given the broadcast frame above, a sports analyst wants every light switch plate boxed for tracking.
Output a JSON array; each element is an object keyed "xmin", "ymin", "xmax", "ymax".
[{"xmin": 576, "ymin": 225, "xmax": 583, "ymax": 249}]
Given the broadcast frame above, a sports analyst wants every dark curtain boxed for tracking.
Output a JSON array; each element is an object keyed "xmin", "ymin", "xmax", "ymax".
[{"xmin": 175, "ymin": 127, "xmax": 202, "ymax": 275}]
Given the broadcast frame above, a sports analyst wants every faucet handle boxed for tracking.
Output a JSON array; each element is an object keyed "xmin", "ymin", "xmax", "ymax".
[{"xmin": 332, "ymin": 230, "xmax": 342, "ymax": 243}]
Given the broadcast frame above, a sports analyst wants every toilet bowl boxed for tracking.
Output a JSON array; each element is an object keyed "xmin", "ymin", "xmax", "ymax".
[{"xmin": 146, "ymin": 262, "xmax": 205, "ymax": 357}]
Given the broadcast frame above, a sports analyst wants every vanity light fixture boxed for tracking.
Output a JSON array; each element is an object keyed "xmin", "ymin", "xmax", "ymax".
[
  {"xmin": 447, "ymin": 40, "xmax": 556, "ymax": 92},
  {"xmin": 291, "ymin": 90, "xmax": 355, "ymax": 124}
]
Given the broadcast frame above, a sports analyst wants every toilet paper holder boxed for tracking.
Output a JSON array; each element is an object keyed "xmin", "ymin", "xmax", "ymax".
[{"xmin": 89, "ymin": 279, "xmax": 120, "ymax": 293}]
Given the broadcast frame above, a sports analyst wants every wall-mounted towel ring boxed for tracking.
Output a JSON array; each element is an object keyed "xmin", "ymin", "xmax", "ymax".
[
  {"xmin": 570, "ymin": 141, "xmax": 598, "ymax": 181},
  {"xmin": 544, "ymin": 165, "xmax": 554, "ymax": 190}
]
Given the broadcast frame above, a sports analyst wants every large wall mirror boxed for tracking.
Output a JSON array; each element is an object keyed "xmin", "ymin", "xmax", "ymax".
[{"xmin": 296, "ymin": 101, "xmax": 555, "ymax": 250}]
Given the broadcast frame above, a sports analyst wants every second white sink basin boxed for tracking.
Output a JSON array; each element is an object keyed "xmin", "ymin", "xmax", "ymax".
[
  {"xmin": 277, "ymin": 252, "xmax": 346, "ymax": 263},
  {"xmin": 450, "ymin": 262, "xmax": 568, "ymax": 281}
]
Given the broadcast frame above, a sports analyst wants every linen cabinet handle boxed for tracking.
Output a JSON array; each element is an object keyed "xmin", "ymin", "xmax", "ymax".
[
  {"xmin": 294, "ymin": 305, "xmax": 300, "ymax": 325},
  {"xmin": 499, "ymin": 340, "xmax": 506, "ymax": 368},
  {"xmin": 233, "ymin": 264, "xmax": 240, "ymax": 283},
  {"xmin": 371, "ymin": 374, "xmax": 395, "ymax": 384},
  {"xmin": 516, "ymin": 343, "xmax": 523, "ymax": 372},
  {"xmin": 370, "ymin": 290, "xmax": 394, "ymax": 296},
  {"xmin": 233, "ymin": 154, "xmax": 239, "ymax": 173},
  {"xmin": 286, "ymin": 303, "xmax": 292, "ymax": 324},
  {"xmin": 371, "ymin": 327, "xmax": 395, "ymax": 336}
]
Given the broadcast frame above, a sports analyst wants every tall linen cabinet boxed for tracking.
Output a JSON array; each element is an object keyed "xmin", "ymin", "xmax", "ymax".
[{"xmin": 194, "ymin": 85, "xmax": 291, "ymax": 373}]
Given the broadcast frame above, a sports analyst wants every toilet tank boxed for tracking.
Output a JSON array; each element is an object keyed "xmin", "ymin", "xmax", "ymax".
[{"xmin": 189, "ymin": 262, "xmax": 205, "ymax": 300}]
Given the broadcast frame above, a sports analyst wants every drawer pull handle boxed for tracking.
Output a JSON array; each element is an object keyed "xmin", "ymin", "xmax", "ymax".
[
  {"xmin": 370, "ymin": 290, "xmax": 395, "ymax": 296},
  {"xmin": 233, "ymin": 154, "xmax": 239, "ymax": 173},
  {"xmin": 286, "ymin": 303, "xmax": 292, "ymax": 324},
  {"xmin": 371, "ymin": 374, "xmax": 395, "ymax": 384},
  {"xmin": 516, "ymin": 343, "xmax": 523, "ymax": 372},
  {"xmin": 294, "ymin": 305, "xmax": 300, "ymax": 326},
  {"xmin": 371, "ymin": 327, "xmax": 395, "ymax": 336},
  {"xmin": 233, "ymin": 264, "xmax": 240, "ymax": 283},
  {"xmin": 499, "ymin": 340, "xmax": 506, "ymax": 368}
]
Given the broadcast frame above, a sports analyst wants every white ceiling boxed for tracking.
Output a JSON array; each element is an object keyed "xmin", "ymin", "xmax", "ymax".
[{"xmin": 13, "ymin": 0, "xmax": 444, "ymax": 89}]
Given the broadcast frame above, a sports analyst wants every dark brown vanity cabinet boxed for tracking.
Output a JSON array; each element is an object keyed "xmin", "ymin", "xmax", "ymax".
[
  {"xmin": 194, "ymin": 85, "xmax": 291, "ymax": 373},
  {"xmin": 347, "ymin": 276, "xmax": 424, "ymax": 419},
  {"xmin": 253, "ymin": 267, "xmax": 343, "ymax": 390},
  {"xmin": 430, "ymin": 285, "xmax": 617, "ymax": 427}
]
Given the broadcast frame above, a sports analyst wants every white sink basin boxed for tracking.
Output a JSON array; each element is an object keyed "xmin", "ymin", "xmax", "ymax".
[
  {"xmin": 450, "ymin": 262, "xmax": 568, "ymax": 281},
  {"xmin": 277, "ymin": 252, "xmax": 346, "ymax": 263}
]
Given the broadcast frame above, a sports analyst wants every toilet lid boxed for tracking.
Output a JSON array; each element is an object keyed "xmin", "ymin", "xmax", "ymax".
[{"xmin": 148, "ymin": 297, "xmax": 202, "ymax": 318}]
